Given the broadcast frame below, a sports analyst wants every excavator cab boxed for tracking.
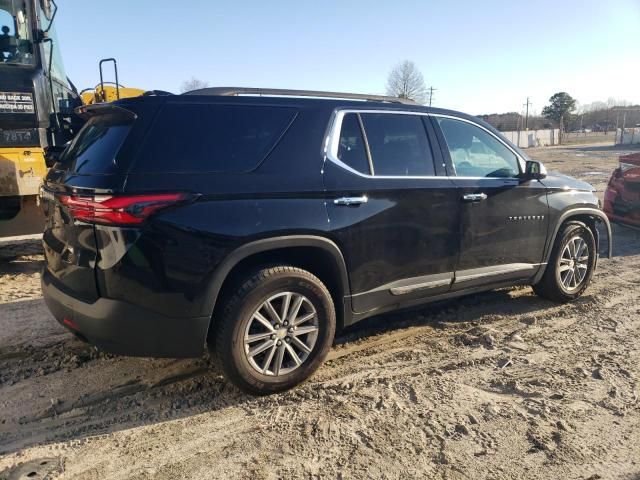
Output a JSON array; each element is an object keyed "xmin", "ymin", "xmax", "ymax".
[
  {"xmin": 0, "ymin": 0, "xmax": 146, "ymax": 236},
  {"xmin": 0, "ymin": 1, "xmax": 35, "ymax": 65},
  {"xmin": 0, "ymin": 0, "xmax": 75, "ymax": 235}
]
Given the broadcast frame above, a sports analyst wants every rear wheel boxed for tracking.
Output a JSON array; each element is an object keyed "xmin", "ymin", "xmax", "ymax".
[
  {"xmin": 214, "ymin": 266, "xmax": 335, "ymax": 395},
  {"xmin": 533, "ymin": 221, "xmax": 596, "ymax": 302}
]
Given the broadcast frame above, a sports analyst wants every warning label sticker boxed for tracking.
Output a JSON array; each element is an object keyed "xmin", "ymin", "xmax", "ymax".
[{"xmin": 0, "ymin": 91, "xmax": 35, "ymax": 114}]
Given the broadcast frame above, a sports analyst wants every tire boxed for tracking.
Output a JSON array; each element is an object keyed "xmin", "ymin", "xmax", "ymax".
[
  {"xmin": 214, "ymin": 266, "xmax": 336, "ymax": 395},
  {"xmin": 533, "ymin": 221, "xmax": 597, "ymax": 303}
]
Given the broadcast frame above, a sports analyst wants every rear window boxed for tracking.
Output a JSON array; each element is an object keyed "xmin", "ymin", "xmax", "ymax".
[
  {"xmin": 58, "ymin": 114, "xmax": 132, "ymax": 174},
  {"xmin": 132, "ymin": 104, "xmax": 297, "ymax": 173}
]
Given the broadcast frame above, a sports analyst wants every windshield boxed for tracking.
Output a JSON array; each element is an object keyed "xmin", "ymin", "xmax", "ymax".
[{"xmin": 0, "ymin": 0, "xmax": 34, "ymax": 65}]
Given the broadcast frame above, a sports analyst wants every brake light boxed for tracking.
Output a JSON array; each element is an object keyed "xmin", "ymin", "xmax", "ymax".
[{"xmin": 58, "ymin": 193, "xmax": 192, "ymax": 225}]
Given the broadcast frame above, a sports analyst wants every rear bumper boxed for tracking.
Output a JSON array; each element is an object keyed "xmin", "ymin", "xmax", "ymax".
[{"xmin": 41, "ymin": 269, "xmax": 210, "ymax": 358}]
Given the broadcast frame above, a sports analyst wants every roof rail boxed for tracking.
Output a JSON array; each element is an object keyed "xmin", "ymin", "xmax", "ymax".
[{"xmin": 182, "ymin": 87, "xmax": 417, "ymax": 105}]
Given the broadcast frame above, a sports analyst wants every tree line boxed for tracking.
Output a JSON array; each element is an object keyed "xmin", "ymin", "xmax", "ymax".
[
  {"xmin": 179, "ymin": 62, "xmax": 639, "ymax": 134},
  {"xmin": 385, "ymin": 62, "xmax": 640, "ymax": 134},
  {"xmin": 480, "ymin": 94, "xmax": 639, "ymax": 133}
]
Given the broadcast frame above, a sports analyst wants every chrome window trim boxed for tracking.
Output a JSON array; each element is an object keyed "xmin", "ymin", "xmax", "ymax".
[{"xmin": 324, "ymin": 109, "xmax": 526, "ymax": 179}]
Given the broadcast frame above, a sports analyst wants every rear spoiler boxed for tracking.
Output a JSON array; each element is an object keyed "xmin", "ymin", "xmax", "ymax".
[{"xmin": 74, "ymin": 103, "xmax": 137, "ymax": 121}]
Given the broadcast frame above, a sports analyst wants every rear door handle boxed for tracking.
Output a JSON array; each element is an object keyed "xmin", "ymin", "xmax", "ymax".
[
  {"xmin": 462, "ymin": 193, "xmax": 488, "ymax": 202},
  {"xmin": 334, "ymin": 195, "xmax": 368, "ymax": 206}
]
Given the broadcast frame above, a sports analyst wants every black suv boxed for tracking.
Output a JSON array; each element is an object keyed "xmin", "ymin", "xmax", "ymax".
[{"xmin": 40, "ymin": 88, "xmax": 612, "ymax": 394}]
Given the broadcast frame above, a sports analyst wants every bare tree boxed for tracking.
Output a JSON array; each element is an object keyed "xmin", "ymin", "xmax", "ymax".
[
  {"xmin": 180, "ymin": 77, "xmax": 210, "ymax": 93},
  {"xmin": 386, "ymin": 60, "xmax": 428, "ymax": 104}
]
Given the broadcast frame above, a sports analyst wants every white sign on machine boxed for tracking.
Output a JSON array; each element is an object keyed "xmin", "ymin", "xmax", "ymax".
[{"xmin": 0, "ymin": 91, "xmax": 35, "ymax": 114}]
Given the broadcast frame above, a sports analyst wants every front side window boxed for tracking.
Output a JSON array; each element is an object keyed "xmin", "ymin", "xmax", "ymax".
[
  {"xmin": 437, "ymin": 117, "xmax": 520, "ymax": 178},
  {"xmin": 360, "ymin": 113, "xmax": 435, "ymax": 176},
  {"xmin": 0, "ymin": 0, "xmax": 34, "ymax": 65}
]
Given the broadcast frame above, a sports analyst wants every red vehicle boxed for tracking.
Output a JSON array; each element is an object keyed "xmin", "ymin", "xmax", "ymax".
[{"xmin": 604, "ymin": 152, "xmax": 640, "ymax": 227}]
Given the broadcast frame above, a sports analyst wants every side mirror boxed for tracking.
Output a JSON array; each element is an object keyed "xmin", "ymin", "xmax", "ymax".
[
  {"xmin": 40, "ymin": 0, "xmax": 54, "ymax": 20},
  {"xmin": 522, "ymin": 160, "xmax": 547, "ymax": 180}
]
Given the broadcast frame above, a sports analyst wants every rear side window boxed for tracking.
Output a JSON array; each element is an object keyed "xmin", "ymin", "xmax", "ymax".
[
  {"xmin": 337, "ymin": 113, "xmax": 370, "ymax": 175},
  {"xmin": 360, "ymin": 113, "xmax": 435, "ymax": 176},
  {"xmin": 133, "ymin": 104, "xmax": 296, "ymax": 173},
  {"xmin": 58, "ymin": 114, "xmax": 132, "ymax": 174}
]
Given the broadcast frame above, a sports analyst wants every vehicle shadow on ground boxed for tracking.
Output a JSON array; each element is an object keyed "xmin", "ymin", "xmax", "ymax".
[
  {"xmin": 0, "ymin": 284, "xmax": 568, "ymax": 457},
  {"xmin": 0, "ymin": 256, "xmax": 43, "ymax": 276},
  {"xmin": 1, "ymin": 228, "xmax": 631, "ymax": 455},
  {"xmin": 336, "ymin": 286, "xmax": 561, "ymax": 346}
]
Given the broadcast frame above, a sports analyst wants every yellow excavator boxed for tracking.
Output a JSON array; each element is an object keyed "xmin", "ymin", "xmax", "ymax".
[{"xmin": 0, "ymin": 0, "xmax": 145, "ymax": 237}]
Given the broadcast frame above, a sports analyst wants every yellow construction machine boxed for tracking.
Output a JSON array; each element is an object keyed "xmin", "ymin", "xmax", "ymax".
[{"xmin": 0, "ymin": 0, "xmax": 145, "ymax": 237}]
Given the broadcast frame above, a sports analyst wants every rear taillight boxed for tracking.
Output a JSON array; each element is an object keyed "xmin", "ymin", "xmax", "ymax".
[{"xmin": 58, "ymin": 193, "xmax": 192, "ymax": 225}]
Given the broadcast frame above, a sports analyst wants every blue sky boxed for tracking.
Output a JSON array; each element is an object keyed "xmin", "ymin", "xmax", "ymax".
[{"xmin": 55, "ymin": 0, "xmax": 640, "ymax": 115}]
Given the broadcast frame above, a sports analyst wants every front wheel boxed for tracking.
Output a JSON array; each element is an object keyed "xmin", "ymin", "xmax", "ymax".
[
  {"xmin": 214, "ymin": 266, "xmax": 336, "ymax": 395},
  {"xmin": 533, "ymin": 221, "xmax": 597, "ymax": 302}
]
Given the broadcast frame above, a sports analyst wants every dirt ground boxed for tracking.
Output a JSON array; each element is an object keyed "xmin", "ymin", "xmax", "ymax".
[{"xmin": 1, "ymin": 144, "xmax": 639, "ymax": 480}]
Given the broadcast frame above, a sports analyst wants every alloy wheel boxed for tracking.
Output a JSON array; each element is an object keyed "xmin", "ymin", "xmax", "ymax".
[
  {"xmin": 558, "ymin": 235, "xmax": 590, "ymax": 291},
  {"xmin": 243, "ymin": 292, "xmax": 319, "ymax": 376}
]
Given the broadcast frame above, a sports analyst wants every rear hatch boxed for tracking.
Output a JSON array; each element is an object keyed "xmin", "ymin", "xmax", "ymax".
[{"xmin": 41, "ymin": 103, "xmax": 144, "ymax": 301}]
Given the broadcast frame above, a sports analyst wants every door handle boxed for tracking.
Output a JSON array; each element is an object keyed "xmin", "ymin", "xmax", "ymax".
[
  {"xmin": 334, "ymin": 195, "xmax": 368, "ymax": 206},
  {"xmin": 462, "ymin": 193, "xmax": 488, "ymax": 202}
]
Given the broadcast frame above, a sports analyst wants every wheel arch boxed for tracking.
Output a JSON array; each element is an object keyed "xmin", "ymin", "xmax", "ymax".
[
  {"xmin": 203, "ymin": 236, "xmax": 351, "ymax": 340},
  {"xmin": 534, "ymin": 207, "xmax": 612, "ymax": 284}
]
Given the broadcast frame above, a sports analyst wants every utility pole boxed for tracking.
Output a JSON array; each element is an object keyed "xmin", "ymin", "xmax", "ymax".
[
  {"xmin": 523, "ymin": 97, "xmax": 532, "ymax": 130},
  {"xmin": 428, "ymin": 86, "xmax": 437, "ymax": 107}
]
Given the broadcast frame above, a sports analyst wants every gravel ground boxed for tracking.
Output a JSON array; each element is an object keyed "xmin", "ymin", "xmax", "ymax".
[{"xmin": 0, "ymin": 144, "xmax": 639, "ymax": 480}]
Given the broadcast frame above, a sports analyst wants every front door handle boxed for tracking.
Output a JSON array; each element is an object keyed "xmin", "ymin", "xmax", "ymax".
[
  {"xmin": 462, "ymin": 193, "xmax": 488, "ymax": 202},
  {"xmin": 334, "ymin": 195, "xmax": 368, "ymax": 206}
]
